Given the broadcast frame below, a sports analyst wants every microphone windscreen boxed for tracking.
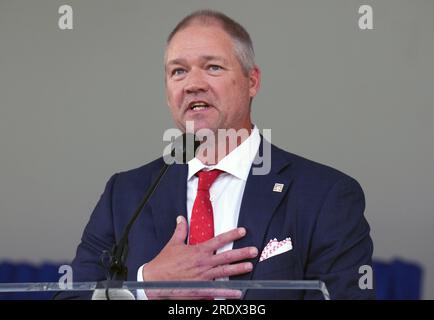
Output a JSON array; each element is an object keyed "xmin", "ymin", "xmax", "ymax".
[
  {"xmin": 91, "ymin": 288, "xmax": 136, "ymax": 300},
  {"xmin": 170, "ymin": 133, "xmax": 200, "ymax": 163}
]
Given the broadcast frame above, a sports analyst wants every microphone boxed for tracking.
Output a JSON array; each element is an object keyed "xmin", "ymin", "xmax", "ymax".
[
  {"xmin": 92, "ymin": 287, "xmax": 136, "ymax": 300},
  {"xmin": 107, "ymin": 133, "xmax": 200, "ymax": 281}
]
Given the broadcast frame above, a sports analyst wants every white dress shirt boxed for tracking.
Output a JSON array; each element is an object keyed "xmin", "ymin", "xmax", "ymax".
[{"xmin": 136, "ymin": 126, "xmax": 261, "ymax": 299}]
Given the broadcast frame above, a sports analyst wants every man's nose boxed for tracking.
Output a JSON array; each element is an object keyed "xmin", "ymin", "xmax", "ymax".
[{"xmin": 184, "ymin": 69, "xmax": 209, "ymax": 94}]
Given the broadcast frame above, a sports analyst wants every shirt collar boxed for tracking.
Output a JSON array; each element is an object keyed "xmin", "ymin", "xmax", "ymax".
[{"xmin": 187, "ymin": 125, "xmax": 261, "ymax": 181}]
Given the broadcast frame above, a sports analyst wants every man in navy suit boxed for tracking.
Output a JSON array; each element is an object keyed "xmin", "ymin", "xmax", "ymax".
[{"xmin": 66, "ymin": 10, "xmax": 375, "ymax": 300}]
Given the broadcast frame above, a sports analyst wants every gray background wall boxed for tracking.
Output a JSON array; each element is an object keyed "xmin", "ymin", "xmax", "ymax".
[{"xmin": 0, "ymin": 0, "xmax": 433, "ymax": 298}]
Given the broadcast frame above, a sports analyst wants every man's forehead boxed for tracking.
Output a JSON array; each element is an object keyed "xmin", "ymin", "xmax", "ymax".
[
  {"xmin": 164, "ymin": 23, "xmax": 241, "ymax": 69},
  {"xmin": 166, "ymin": 55, "xmax": 229, "ymax": 67}
]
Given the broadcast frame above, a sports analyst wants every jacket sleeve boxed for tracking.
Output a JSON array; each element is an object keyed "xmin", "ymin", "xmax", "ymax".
[
  {"xmin": 303, "ymin": 177, "xmax": 375, "ymax": 300},
  {"xmin": 53, "ymin": 174, "xmax": 118, "ymax": 299}
]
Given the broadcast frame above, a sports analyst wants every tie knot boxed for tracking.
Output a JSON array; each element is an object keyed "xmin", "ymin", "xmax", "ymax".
[{"xmin": 196, "ymin": 169, "xmax": 224, "ymax": 191}]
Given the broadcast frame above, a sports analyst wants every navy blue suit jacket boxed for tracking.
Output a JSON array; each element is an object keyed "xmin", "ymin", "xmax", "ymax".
[{"xmin": 67, "ymin": 139, "xmax": 374, "ymax": 300}]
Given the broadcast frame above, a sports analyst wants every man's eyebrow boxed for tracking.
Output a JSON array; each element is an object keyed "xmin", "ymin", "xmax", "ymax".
[
  {"xmin": 166, "ymin": 56, "xmax": 229, "ymax": 67},
  {"xmin": 166, "ymin": 58, "xmax": 187, "ymax": 67}
]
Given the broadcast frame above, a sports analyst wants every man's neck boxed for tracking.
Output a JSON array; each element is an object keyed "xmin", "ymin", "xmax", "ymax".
[{"xmin": 196, "ymin": 126, "xmax": 253, "ymax": 166}]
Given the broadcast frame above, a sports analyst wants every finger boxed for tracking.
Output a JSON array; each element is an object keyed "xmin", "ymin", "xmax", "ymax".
[
  {"xmin": 202, "ymin": 227, "xmax": 246, "ymax": 251},
  {"xmin": 210, "ymin": 247, "xmax": 258, "ymax": 266},
  {"xmin": 205, "ymin": 262, "xmax": 253, "ymax": 279},
  {"xmin": 169, "ymin": 215, "xmax": 188, "ymax": 244}
]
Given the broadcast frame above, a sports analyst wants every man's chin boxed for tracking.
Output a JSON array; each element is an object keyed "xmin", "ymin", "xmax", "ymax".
[{"xmin": 183, "ymin": 120, "xmax": 218, "ymax": 135}]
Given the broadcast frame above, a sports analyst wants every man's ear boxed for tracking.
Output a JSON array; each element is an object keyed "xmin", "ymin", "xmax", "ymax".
[{"xmin": 248, "ymin": 66, "xmax": 261, "ymax": 98}]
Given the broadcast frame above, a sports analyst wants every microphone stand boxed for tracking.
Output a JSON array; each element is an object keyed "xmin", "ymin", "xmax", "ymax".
[
  {"xmin": 109, "ymin": 162, "xmax": 170, "ymax": 281},
  {"xmin": 101, "ymin": 133, "xmax": 199, "ymax": 299}
]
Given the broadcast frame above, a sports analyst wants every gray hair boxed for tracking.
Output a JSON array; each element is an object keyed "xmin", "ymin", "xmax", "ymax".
[{"xmin": 166, "ymin": 10, "xmax": 255, "ymax": 75}]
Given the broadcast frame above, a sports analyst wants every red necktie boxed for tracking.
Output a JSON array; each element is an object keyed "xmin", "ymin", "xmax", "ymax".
[{"xmin": 189, "ymin": 169, "xmax": 224, "ymax": 245}]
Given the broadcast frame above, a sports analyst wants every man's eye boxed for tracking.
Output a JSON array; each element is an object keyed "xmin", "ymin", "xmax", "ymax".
[
  {"xmin": 172, "ymin": 68, "xmax": 186, "ymax": 76},
  {"xmin": 208, "ymin": 65, "xmax": 222, "ymax": 71}
]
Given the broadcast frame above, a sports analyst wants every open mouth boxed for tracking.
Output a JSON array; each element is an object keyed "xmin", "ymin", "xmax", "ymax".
[{"xmin": 188, "ymin": 101, "xmax": 211, "ymax": 111}]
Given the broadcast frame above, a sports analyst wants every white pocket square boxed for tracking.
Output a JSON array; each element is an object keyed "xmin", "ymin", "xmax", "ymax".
[{"xmin": 259, "ymin": 237, "xmax": 292, "ymax": 262}]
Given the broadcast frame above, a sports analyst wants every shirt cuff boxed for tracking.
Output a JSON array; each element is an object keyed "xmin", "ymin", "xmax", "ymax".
[{"xmin": 136, "ymin": 264, "xmax": 148, "ymax": 300}]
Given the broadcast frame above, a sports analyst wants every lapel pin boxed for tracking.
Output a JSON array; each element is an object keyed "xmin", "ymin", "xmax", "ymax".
[{"xmin": 273, "ymin": 183, "xmax": 284, "ymax": 192}]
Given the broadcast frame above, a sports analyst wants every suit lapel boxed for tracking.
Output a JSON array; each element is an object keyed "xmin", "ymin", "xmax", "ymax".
[
  {"xmin": 231, "ymin": 140, "xmax": 293, "ymax": 280},
  {"xmin": 148, "ymin": 162, "xmax": 188, "ymax": 245}
]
